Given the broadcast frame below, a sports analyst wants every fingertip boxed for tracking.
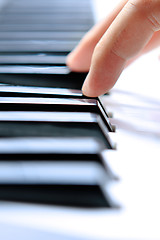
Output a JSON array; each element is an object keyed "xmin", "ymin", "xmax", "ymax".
[
  {"xmin": 66, "ymin": 53, "xmax": 88, "ymax": 72},
  {"xmin": 66, "ymin": 52, "xmax": 79, "ymax": 72},
  {"xmin": 82, "ymin": 84, "xmax": 104, "ymax": 97},
  {"xmin": 82, "ymin": 73, "xmax": 103, "ymax": 97},
  {"xmin": 82, "ymin": 82, "xmax": 96, "ymax": 97},
  {"xmin": 81, "ymin": 73, "xmax": 94, "ymax": 97}
]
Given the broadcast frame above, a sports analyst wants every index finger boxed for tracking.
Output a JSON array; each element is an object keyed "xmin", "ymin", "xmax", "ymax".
[{"xmin": 82, "ymin": 0, "xmax": 160, "ymax": 97}]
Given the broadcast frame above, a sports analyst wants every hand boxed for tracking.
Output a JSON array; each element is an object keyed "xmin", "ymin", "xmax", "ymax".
[{"xmin": 67, "ymin": 0, "xmax": 160, "ymax": 97}]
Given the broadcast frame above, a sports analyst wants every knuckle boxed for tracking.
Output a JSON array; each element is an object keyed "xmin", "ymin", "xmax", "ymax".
[
  {"xmin": 129, "ymin": 0, "xmax": 160, "ymax": 31},
  {"xmin": 147, "ymin": 13, "xmax": 160, "ymax": 31}
]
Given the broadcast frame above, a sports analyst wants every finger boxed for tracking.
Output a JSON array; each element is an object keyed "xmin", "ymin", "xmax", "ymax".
[
  {"xmin": 126, "ymin": 30, "xmax": 160, "ymax": 66},
  {"xmin": 82, "ymin": 0, "xmax": 160, "ymax": 97},
  {"xmin": 66, "ymin": 0, "xmax": 128, "ymax": 72}
]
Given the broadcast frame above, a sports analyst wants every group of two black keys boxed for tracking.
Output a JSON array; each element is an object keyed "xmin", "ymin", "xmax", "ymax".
[{"xmin": 0, "ymin": 0, "xmax": 118, "ymax": 208}]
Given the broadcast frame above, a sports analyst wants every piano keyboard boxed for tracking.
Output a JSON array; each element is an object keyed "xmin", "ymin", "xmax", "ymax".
[
  {"xmin": 0, "ymin": 0, "xmax": 117, "ymax": 208},
  {"xmin": 0, "ymin": 0, "xmax": 160, "ymax": 239}
]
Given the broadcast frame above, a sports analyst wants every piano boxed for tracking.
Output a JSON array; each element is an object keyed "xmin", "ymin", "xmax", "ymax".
[{"xmin": 0, "ymin": 0, "xmax": 160, "ymax": 239}]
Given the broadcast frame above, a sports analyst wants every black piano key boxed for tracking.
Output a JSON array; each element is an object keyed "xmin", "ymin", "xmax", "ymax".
[
  {"xmin": 0, "ymin": 69, "xmax": 87, "ymax": 90},
  {"xmin": 0, "ymin": 109, "xmax": 113, "ymax": 148},
  {"xmin": 0, "ymin": 161, "xmax": 114, "ymax": 207},
  {"xmin": 0, "ymin": 97, "xmax": 113, "ymax": 131}
]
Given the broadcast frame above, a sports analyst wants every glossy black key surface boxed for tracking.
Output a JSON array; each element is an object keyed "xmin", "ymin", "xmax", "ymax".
[
  {"xmin": 0, "ymin": 97, "xmax": 112, "ymax": 131},
  {"xmin": 0, "ymin": 68, "xmax": 87, "ymax": 89},
  {"xmin": 0, "ymin": 161, "xmax": 114, "ymax": 207},
  {"xmin": 0, "ymin": 120, "xmax": 112, "ymax": 149}
]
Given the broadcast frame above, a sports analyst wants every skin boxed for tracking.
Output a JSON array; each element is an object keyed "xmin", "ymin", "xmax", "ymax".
[{"xmin": 66, "ymin": 0, "xmax": 160, "ymax": 97}]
